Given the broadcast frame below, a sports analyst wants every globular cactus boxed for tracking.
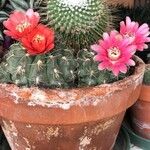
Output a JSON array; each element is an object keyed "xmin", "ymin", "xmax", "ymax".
[
  {"xmin": 39, "ymin": 0, "xmax": 111, "ymax": 49},
  {"xmin": 0, "ymin": 43, "xmax": 77, "ymax": 88}
]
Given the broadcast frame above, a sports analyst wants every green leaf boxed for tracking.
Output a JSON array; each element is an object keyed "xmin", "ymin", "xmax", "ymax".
[
  {"xmin": 0, "ymin": 0, "xmax": 6, "ymax": 8},
  {"xmin": 5, "ymin": 4, "xmax": 14, "ymax": 11},
  {"xmin": 0, "ymin": 11, "xmax": 9, "ymax": 17},
  {"xmin": 28, "ymin": 0, "xmax": 34, "ymax": 8},
  {"xmin": 9, "ymin": 0, "xmax": 29, "ymax": 11},
  {"xmin": 0, "ymin": 30, "xmax": 4, "ymax": 41},
  {"xmin": 0, "ymin": 17, "xmax": 8, "ymax": 22}
]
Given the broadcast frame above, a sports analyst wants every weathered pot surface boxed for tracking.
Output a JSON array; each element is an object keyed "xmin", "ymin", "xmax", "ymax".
[
  {"xmin": 131, "ymin": 84, "xmax": 150, "ymax": 139},
  {"xmin": 0, "ymin": 56, "xmax": 145, "ymax": 150}
]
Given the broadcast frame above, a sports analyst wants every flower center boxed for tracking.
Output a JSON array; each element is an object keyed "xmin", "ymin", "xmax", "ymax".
[
  {"xmin": 108, "ymin": 47, "xmax": 121, "ymax": 61},
  {"xmin": 16, "ymin": 22, "xmax": 31, "ymax": 33},
  {"xmin": 124, "ymin": 32, "xmax": 135, "ymax": 42},
  {"xmin": 33, "ymin": 34, "xmax": 44, "ymax": 43}
]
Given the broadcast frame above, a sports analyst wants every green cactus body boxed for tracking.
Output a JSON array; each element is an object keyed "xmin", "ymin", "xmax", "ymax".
[
  {"xmin": 0, "ymin": 62, "xmax": 11, "ymax": 83},
  {"xmin": 143, "ymin": 66, "xmax": 150, "ymax": 85},
  {"xmin": 1, "ymin": 43, "xmax": 77, "ymax": 88},
  {"xmin": 40, "ymin": 0, "xmax": 110, "ymax": 49},
  {"xmin": 77, "ymin": 49, "xmax": 117, "ymax": 87},
  {"xmin": 5, "ymin": 43, "xmax": 34, "ymax": 86}
]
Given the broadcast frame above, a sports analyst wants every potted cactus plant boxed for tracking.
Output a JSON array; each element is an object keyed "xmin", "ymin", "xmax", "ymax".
[{"xmin": 0, "ymin": 0, "xmax": 148, "ymax": 149}]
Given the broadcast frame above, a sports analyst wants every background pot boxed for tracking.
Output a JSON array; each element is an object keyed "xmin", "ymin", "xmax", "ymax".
[
  {"xmin": 130, "ymin": 84, "xmax": 150, "ymax": 139},
  {"xmin": 123, "ymin": 120, "xmax": 150, "ymax": 149},
  {"xmin": 0, "ymin": 127, "xmax": 11, "ymax": 150},
  {"xmin": 113, "ymin": 127, "xmax": 130, "ymax": 150},
  {"xmin": 0, "ymin": 56, "xmax": 145, "ymax": 150}
]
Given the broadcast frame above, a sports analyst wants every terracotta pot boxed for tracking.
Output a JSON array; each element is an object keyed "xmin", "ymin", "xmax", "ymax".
[
  {"xmin": 0, "ymin": 56, "xmax": 145, "ymax": 150},
  {"xmin": 130, "ymin": 82, "xmax": 150, "ymax": 139}
]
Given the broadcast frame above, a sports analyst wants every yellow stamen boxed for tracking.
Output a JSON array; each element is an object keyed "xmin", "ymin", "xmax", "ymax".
[
  {"xmin": 108, "ymin": 47, "xmax": 121, "ymax": 61},
  {"xmin": 124, "ymin": 32, "xmax": 135, "ymax": 42},
  {"xmin": 34, "ymin": 34, "xmax": 45, "ymax": 43},
  {"xmin": 16, "ymin": 22, "xmax": 31, "ymax": 33}
]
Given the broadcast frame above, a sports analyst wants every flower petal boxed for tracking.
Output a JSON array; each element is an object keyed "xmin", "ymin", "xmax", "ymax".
[{"xmin": 126, "ymin": 59, "xmax": 135, "ymax": 66}]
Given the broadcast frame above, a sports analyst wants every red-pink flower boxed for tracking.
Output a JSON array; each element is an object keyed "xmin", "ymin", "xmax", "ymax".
[
  {"xmin": 91, "ymin": 30, "xmax": 136, "ymax": 76},
  {"xmin": 3, "ymin": 9, "xmax": 40, "ymax": 40},
  {"xmin": 120, "ymin": 16, "xmax": 150, "ymax": 51},
  {"xmin": 21, "ymin": 24, "xmax": 54, "ymax": 55}
]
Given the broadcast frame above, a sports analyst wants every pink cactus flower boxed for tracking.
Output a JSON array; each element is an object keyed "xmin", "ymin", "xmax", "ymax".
[
  {"xmin": 120, "ymin": 16, "xmax": 150, "ymax": 51},
  {"xmin": 3, "ymin": 9, "xmax": 40, "ymax": 40},
  {"xmin": 91, "ymin": 30, "xmax": 136, "ymax": 76}
]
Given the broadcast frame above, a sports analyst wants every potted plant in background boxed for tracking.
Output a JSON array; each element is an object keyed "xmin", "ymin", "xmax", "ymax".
[
  {"xmin": 124, "ymin": 63, "xmax": 150, "ymax": 150},
  {"xmin": 130, "ymin": 63, "xmax": 150, "ymax": 139},
  {"xmin": 0, "ymin": 0, "xmax": 148, "ymax": 149},
  {"xmin": 124, "ymin": 64, "xmax": 150, "ymax": 150}
]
